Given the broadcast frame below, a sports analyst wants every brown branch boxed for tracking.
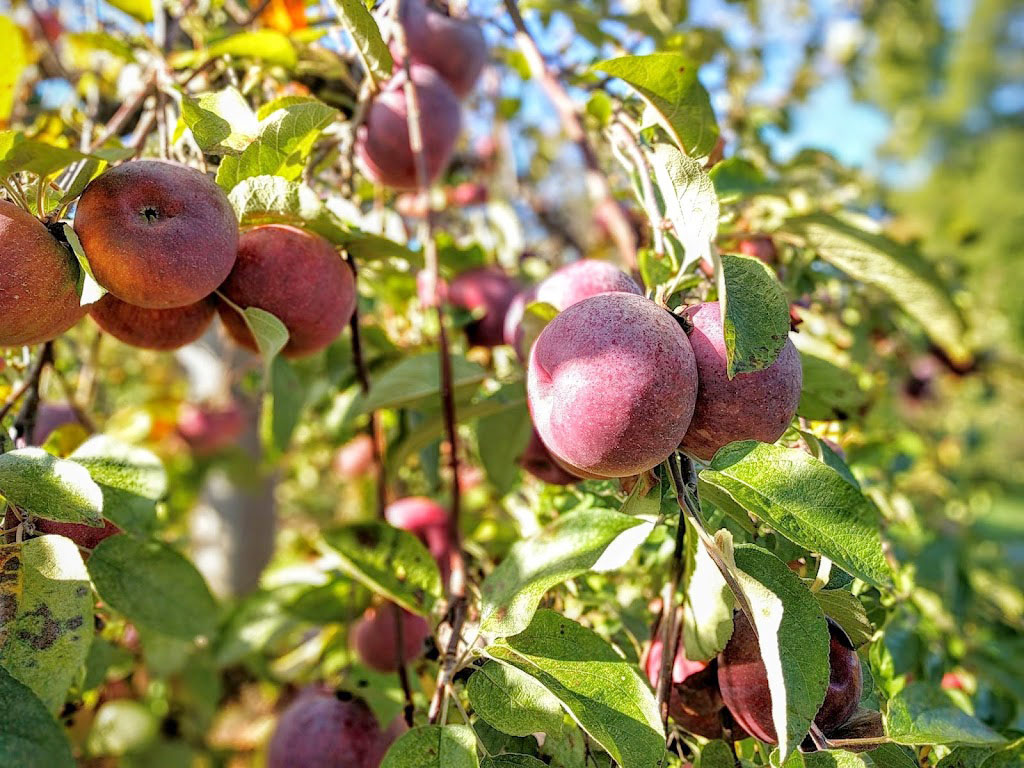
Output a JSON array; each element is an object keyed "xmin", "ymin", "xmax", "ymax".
[
  {"xmin": 502, "ymin": 0, "xmax": 636, "ymax": 271},
  {"xmin": 391, "ymin": 602, "xmax": 416, "ymax": 728},
  {"xmin": 88, "ymin": 73, "xmax": 158, "ymax": 152},
  {"xmin": 8, "ymin": 342, "xmax": 54, "ymax": 448}
]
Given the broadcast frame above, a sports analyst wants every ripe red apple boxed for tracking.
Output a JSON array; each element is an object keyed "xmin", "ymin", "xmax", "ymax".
[
  {"xmin": 74, "ymin": 160, "xmax": 238, "ymax": 309},
  {"xmin": 355, "ymin": 65, "xmax": 461, "ymax": 191},
  {"xmin": 352, "ymin": 604, "xmax": 431, "ymax": 672},
  {"xmin": 333, "ymin": 434, "xmax": 376, "ymax": 479},
  {"xmin": 267, "ymin": 686, "xmax": 382, "ymax": 768},
  {"xmin": 679, "ymin": 301, "xmax": 802, "ymax": 462},
  {"xmin": 527, "ymin": 292, "xmax": 698, "ymax": 478},
  {"xmin": 176, "ymin": 402, "xmax": 246, "ymax": 456},
  {"xmin": 738, "ymin": 236, "xmax": 777, "ymax": 264},
  {"xmin": 395, "ymin": 0, "xmax": 488, "ymax": 98},
  {"xmin": 385, "ymin": 496, "xmax": 451, "ymax": 581},
  {"xmin": 90, "ymin": 294, "xmax": 215, "ymax": 350},
  {"xmin": 218, "ymin": 225, "xmax": 356, "ymax": 358},
  {"xmin": 447, "ymin": 267, "xmax": 519, "ymax": 347},
  {"xmin": 518, "ymin": 429, "xmax": 580, "ymax": 485},
  {"xmin": 717, "ymin": 612, "xmax": 862, "ymax": 743},
  {"xmin": 645, "ymin": 627, "xmax": 730, "ymax": 739},
  {"xmin": 0, "ymin": 200, "xmax": 87, "ymax": 347}
]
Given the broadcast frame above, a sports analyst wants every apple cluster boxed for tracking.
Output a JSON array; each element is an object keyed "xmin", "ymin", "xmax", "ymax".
[
  {"xmin": 0, "ymin": 160, "xmax": 357, "ymax": 358},
  {"xmin": 446, "ymin": 257, "xmax": 803, "ymax": 480},
  {"xmin": 355, "ymin": 0, "xmax": 487, "ymax": 190}
]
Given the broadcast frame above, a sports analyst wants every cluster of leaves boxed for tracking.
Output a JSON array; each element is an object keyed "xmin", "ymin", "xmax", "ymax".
[{"xmin": 0, "ymin": 1, "xmax": 1021, "ymax": 768}]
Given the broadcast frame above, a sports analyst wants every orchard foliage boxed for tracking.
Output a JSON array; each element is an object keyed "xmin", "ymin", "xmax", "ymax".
[{"xmin": 0, "ymin": 1, "xmax": 1021, "ymax": 767}]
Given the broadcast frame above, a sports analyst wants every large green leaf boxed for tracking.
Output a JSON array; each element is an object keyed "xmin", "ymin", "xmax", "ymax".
[
  {"xmin": 0, "ymin": 130, "xmax": 90, "ymax": 180},
  {"xmin": 718, "ymin": 252, "xmax": 792, "ymax": 377},
  {"xmin": 699, "ymin": 441, "xmax": 892, "ymax": 588},
  {"xmin": 476, "ymin": 385, "xmax": 532, "ymax": 494},
  {"xmin": 481, "ymin": 756, "xmax": 547, "ymax": 768},
  {"xmin": 813, "ymin": 588, "xmax": 873, "ymax": 648},
  {"xmin": 681, "ymin": 527, "xmax": 735, "ymax": 661},
  {"xmin": 381, "ymin": 724, "xmax": 478, "ymax": 768},
  {"xmin": 228, "ymin": 175, "xmax": 352, "ymax": 245},
  {"xmin": 216, "ymin": 99, "xmax": 338, "ymax": 188},
  {"xmin": 0, "ymin": 536, "xmax": 92, "ymax": 713},
  {"xmin": 467, "ymin": 661, "xmax": 565, "ymax": 737},
  {"xmin": 789, "ymin": 214, "xmax": 970, "ymax": 366},
  {"xmin": 0, "ymin": 666, "xmax": 74, "ymax": 767},
  {"xmin": 180, "ymin": 87, "xmax": 259, "ymax": 155},
  {"xmin": 320, "ymin": 522, "xmax": 443, "ymax": 615},
  {"xmin": 594, "ymin": 53, "xmax": 719, "ymax": 157},
  {"xmin": 87, "ymin": 535, "xmax": 219, "ymax": 640},
  {"xmin": 70, "ymin": 436, "xmax": 166, "ymax": 535},
  {"xmin": 480, "ymin": 507, "xmax": 653, "ymax": 636},
  {"xmin": 796, "ymin": 347, "xmax": 871, "ymax": 421},
  {"xmin": 485, "ymin": 611, "xmax": 666, "ymax": 768},
  {"xmin": 327, "ymin": 0, "xmax": 393, "ymax": 87},
  {"xmin": 0, "ymin": 448, "xmax": 103, "ymax": 526},
  {"xmin": 650, "ymin": 143, "xmax": 719, "ymax": 269},
  {"xmin": 733, "ymin": 544, "xmax": 831, "ymax": 762},
  {"xmin": 262, "ymin": 356, "xmax": 306, "ymax": 454},
  {"xmin": 359, "ymin": 352, "xmax": 487, "ymax": 413},
  {"xmin": 885, "ymin": 683, "xmax": 1006, "ymax": 747}
]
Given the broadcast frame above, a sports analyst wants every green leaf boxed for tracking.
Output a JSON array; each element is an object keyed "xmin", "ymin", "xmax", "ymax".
[
  {"xmin": 594, "ymin": 53, "xmax": 719, "ymax": 157},
  {"xmin": 87, "ymin": 535, "xmax": 219, "ymax": 640},
  {"xmin": 482, "ymin": 757, "xmax": 548, "ymax": 768},
  {"xmin": 206, "ymin": 30, "xmax": 297, "ymax": 68},
  {"xmin": 480, "ymin": 507, "xmax": 653, "ymax": 636},
  {"xmin": 733, "ymin": 544, "xmax": 831, "ymax": 762},
  {"xmin": 717, "ymin": 253, "xmax": 792, "ymax": 377},
  {"xmin": 180, "ymin": 87, "xmax": 259, "ymax": 155},
  {"xmin": 326, "ymin": 0, "xmax": 393, "ymax": 88},
  {"xmin": 485, "ymin": 611, "xmax": 666, "ymax": 768},
  {"xmin": 0, "ymin": 536, "xmax": 92, "ymax": 713},
  {"xmin": 885, "ymin": 683, "xmax": 1006, "ymax": 747},
  {"xmin": 0, "ymin": 131, "xmax": 90, "ymax": 181},
  {"xmin": 795, "ymin": 744, "xmax": 919, "ymax": 768},
  {"xmin": 0, "ymin": 666, "xmax": 75, "ymax": 768},
  {"xmin": 105, "ymin": 0, "xmax": 153, "ymax": 21},
  {"xmin": 650, "ymin": 143, "xmax": 719, "ymax": 269},
  {"xmin": 709, "ymin": 157, "xmax": 772, "ymax": 204},
  {"xmin": 359, "ymin": 352, "xmax": 487, "ymax": 413},
  {"xmin": 476, "ymin": 385, "xmax": 532, "ymax": 494},
  {"xmin": 699, "ymin": 441, "xmax": 892, "ymax": 589},
  {"xmin": 70, "ymin": 436, "xmax": 166, "ymax": 535},
  {"xmin": 795, "ymin": 342, "xmax": 870, "ymax": 421},
  {"xmin": 813, "ymin": 589, "xmax": 873, "ymax": 648},
  {"xmin": 0, "ymin": 448, "xmax": 103, "ymax": 526},
  {"xmin": 381, "ymin": 724, "xmax": 478, "ymax": 768},
  {"xmin": 699, "ymin": 740, "xmax": 737, "ymax": 768},
  {"xmin": 518, "ymin": 301, "xmax": 558, "ymax": 357},
  {"xmin": 789, "ymin": 214, "xmax": 970, "ymax": 367},
  {"xmin": 467, "ymin": 661, "xmax": 565, "ymax": 737},
  {"xmin": 263, "ymin": 356, "xmax": 306, "ymax": 454},
  {"xmin": 320, "ymin": 522, "xmax": 443, "ymax": 615},
  {"xmin": 216, "ymin": 99, "xmax": 338, "ymax": 189},
  {"xmin": 243, "ymin": 307, "xmax": 290, "ymax": 366},
  {"xmin": 61, "ymin": 224, "xmax": 106, "ymax": 306},
  {"xmin": 0, "ymin": 17, "xmax": 29, "ymax": 124},
  {"xmin": 682, "ymin": 528, "xmax": 735, "ymax": 661},
  {"xmin": 228, "ymin": 175, "xmax": 354, "ymax": 246}
]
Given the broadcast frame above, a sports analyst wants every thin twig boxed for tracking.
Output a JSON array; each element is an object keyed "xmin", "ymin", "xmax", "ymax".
[
  {"xmin": 502, "ymin": 0, "xmax": 637, "ymax": 271},
  {"xmin": 9, "ymin": 342, "xmax": 54, "ymax": 448},
  {"xmin": 656, "ymin": 463, "xmax": 688, "ymax": 728},
  {"xmin": 391, "ymin": 603, "xmax": 416, "ymax": 728},
  {"xmin": 88, "ymin": 73, "xmax": 158, "ymax": 152}
]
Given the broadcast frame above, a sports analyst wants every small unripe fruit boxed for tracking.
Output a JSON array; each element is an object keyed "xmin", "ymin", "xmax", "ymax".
[
  {"xmin": 518, "ymin": 429, "xmax": 580, "ymax": 485},
  {"xmin": 218, "ymin": 225, "xmax": 356, "ymax": 358},
  {"xmin": 717, "ymin": 612, "xmax": 862, "ymax": 743},
  {"xmin": 74, "ymin": 161, "xmax": 238, "ymax": 309},
  {"xmin": 395, "ymin": 0, "xmax": 488, "ymax": 98},
  {"xmin": 447, "ymin": 267, "xmax": 519, "ymax": 347},
  {"xmin": 528, "ymin": 293, "xmax": 698, "ymax": 478},
  {"xmin": 0, "ymin": 200, "xmax": 86, "ymax": 347},
  {"xmin": 352, "ymin": 605, "xmax": 431, "ymax": 672},
  {"xmin": 680, "ymin": 302, "xmax": 802, "ymax": 462},
  {"xmin": 268, "ymin": 686, "xmax": 381, "ymax": 768},
  {"xmin": 333, "ymin": 434, "xmax": 376, "ymax": 479},
  {"xmin": 90, "ymin": 294, "xmax": 215, "ymax": 350},
  {"xmin": 356, "ymin": 65, "xmax": 461, "ymax": 191}
]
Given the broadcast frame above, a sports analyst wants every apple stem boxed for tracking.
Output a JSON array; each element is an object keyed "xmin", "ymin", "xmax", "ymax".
[{"xmin": 502, "ymin": 0, "xmax": 638, "ymax": 272}]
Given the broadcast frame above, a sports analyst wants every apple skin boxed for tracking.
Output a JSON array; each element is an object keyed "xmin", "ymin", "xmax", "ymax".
[
  {"xmin": 90, "ymin": 294, "xmax": 215, "ymax": 351},
  {"xmin": 218, "ymin": 224, "xmax": 356, "ymax": 358},
  {"xmin": 333, "ymin": 434, "xmax": 376, "ymax": 479},
  {"xmin": 527, "ymin": 292, "xmax": 698, "ymax": 478},
  {"xmin": 73, "ymin": 160, "xmax": 238, "ymax": 309},
  {"xmin": 519, "ymin": 429, "xmax": 581, "ymax": 485},
  {"xmin": 0, "ymin": 200, "xmax": 87, "ymax": 347},
  {"xmin": 395, "ymin": 0, "xmax": 487, "ymax": 98},
  {"xmin": 176, "ymin": 402, "xmax": 246, "ymax": 456},
  {"xmin": 717, "ymin": 612, "xmax": 862, "ymax": 743},
  {"xmin": 679, "ymin": 301, "xmax": 802, "ymax": 462},
  {"xmin": 356, "ymin": 65, "xmax": 461, "ymax": 191},
  {"xmin": 447, "ymin": 267, "xmax": 520, "ymax": 348},
  {"xmin": 267, "ymin": 686, "xmax": 382, "ymax": 768},
  {"xmin": 738, "ymin": 236, "xmax": 777, "ymax": 264},
  {"xmin": 352, "ymin": 604, "xmax": 431, "ymax": 673},
  {"xmin": 645, "ymin": 629, "xmax": 730, "ymax": 739}
]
